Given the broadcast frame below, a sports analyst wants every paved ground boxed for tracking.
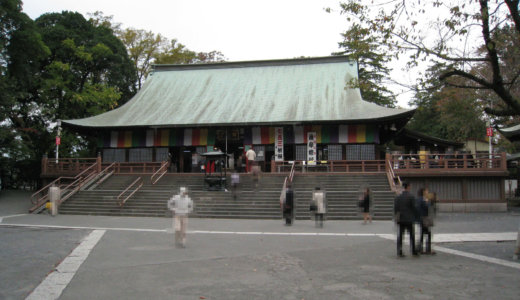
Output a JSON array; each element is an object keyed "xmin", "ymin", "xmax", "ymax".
[{"xmin": 1, "ymin": 190, "xmax": 519, "ymax": 299}]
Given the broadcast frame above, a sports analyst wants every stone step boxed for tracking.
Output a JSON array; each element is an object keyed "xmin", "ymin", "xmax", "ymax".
[{"xmin": 59, "ymin": 173, "xmax": 395, "ymax": 219}]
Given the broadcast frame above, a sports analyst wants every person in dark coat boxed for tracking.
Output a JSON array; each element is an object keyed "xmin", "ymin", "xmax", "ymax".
[
  {"xmin": 394, "ymin": 182, "xmax": 419, "ymax": 257},
  {"xmin": 417, "ymin": 188, "xmax": 436, "ymax": 255},
  {"xmin": 362, "ymin": 187, "xmax": 372, "ymax": 224},
  {"xmin": 283, "ymin": 184, "xmax": 294, "ymax": 226}
]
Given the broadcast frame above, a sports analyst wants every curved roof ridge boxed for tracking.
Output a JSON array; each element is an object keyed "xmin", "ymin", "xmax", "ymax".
[{"xmin": 64, "ymin": 56, "xmax": 414, "ymax": 129}]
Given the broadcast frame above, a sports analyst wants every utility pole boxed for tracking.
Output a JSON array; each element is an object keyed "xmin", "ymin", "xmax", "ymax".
[{"xmin": 56, "ymin": 120, "xmax": 62, "ymax": 164}]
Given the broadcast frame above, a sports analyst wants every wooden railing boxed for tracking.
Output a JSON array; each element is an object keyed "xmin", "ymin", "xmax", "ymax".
[
  {"xmin": 151, "ymin": 161, "xmax": 169, "ymax": 185},
  {"xmin": 388, "ymin": 153, "xmax": 507, "ymax": 174},
  {"xmin": 42, "ymin": 157, "xmax": 165, "ymax": 177},
  {"xmin": 42, "ymin": 157, "xmax": 99, "ymax": 176},
  {"xmin": 117, "ymin": 177, "xmax": 143, "ymax": 207},
  {"xmin": 273, "ymin": 160, "xmax": 386, "ymax": 173},
  {"xmin": 105, "ymin": 162, "xmax": 164, "ymax": 174}
]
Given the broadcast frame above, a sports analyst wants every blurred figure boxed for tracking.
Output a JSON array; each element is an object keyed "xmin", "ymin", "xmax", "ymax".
[
  {"xmin": 283, "ymin": 183, "xmax": 294, "ymax": 226},
  {"xmin": 394, "ymin": 182, "xmax": 419, "ymax": 257},
  {"xmin": 361, "ymin": 187, "xmax": 372, "ymax": 224},
  {"xmin": 251, "ymin": 162, "xmax": 261, "ymax": 190},
  {"xmin": 237, "ymin": 154, "xmax": 243, "ymax": 173},
  {"xmin": 167, "ymin": 187, "xmax": 194, "ymax": 248},
  {"xmin": 245, "ymin": 147, "xmax": 256, "ymax": 172},
  {"xmin": 430, "ymin": 192, "xmax": 438, "ymax": 216},
  {"xmin": 418, "ymin": 188, "xmax": 436, "ymax": 255},
  {"xmin": 313, "ymin": 187, "xmax": 326, "ymax": 228},
  {"xmin": 231, "ymin": 171, "xmax": 240, "ymax": 200}
]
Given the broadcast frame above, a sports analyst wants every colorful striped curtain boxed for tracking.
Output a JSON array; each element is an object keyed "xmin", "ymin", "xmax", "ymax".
[
  {"xmin": 97, "ymin": 125, "xmax": 379, "ymax": 148},
  {"xmin": 293, "ymin": 125, "xmax": 379, "ymax": 144}
]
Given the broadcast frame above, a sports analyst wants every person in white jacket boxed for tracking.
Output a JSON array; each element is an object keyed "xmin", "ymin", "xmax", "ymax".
[
  {"xmin": 312, "ymin": 187, "xmax": 326, "ymax": 228},
  {"xmin": 167, "ymin": 187, "xmax": 194, "ymax": 248}
]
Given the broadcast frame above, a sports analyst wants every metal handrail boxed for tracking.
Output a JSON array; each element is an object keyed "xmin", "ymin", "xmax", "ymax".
[
  {"xmin": 93, "ymin": 162, "xmax": 116, "ymax": 186},
  {"xmin": 288, "ymin": 161, "xmax": 296, "ymax": 183},
  {"xmin": 151, "ymin": 161, "xmax": 168, "ymax": 185},
  {"xmin": 280, "ymin": 161, "xmax": 295, "ymax": 208},
  {"xmin": 31, "ymin": 177, "xmax": 73, "ymax": 204},
  {"xmin": 117, "ymin": 177, "xmax": 143, "ymax": 207},
  {"xmin": 73, "ymin": 162, "xmax": 98, "ymax": 179},
  {"xmin": 58, "ymin": 176, "xmax": 85, "ymax": 205},
  {"xmin": 29, "ymin": 161, "xmax": 99, "ymax": 212},
  {"xmin": 386, "ymin": 159, "xmax": 401, "ymax": 194}
]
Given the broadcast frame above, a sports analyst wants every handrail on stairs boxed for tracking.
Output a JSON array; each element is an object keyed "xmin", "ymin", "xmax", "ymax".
[
  {"xmin": 150, "ymin": 161, "xmax": 168, "ymax": 185},
  {"xmin": 385, "ymin": 157, "xmax": 401, "ymax": 194},
  {"xmin": 117, "ymin": 177, "xmax": 143, "ymax": 207},
  {"xmin": 29, "ymin": 162, "xmax": 101, "ymax": 213},
  {"xmin": 30, "ymin": 162, "xmax": 99, "ymax": 205},
  {"xmin": 91, "ymin": 162, "xmax": 116, "ymax": 187},
  {"xmin": 279, "ymin": 161, "xmax": 296, "ymax": 208}
]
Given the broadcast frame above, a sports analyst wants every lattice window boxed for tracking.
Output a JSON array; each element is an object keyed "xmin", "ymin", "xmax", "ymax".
[
  {"xmin": 129, "ymin": 148, "xmax": 153, "ymax": 162},
  {"xmin": 295, "ymin": 145, "xmax": 306, "ymax": 161},
  {"xmin": 328, "ymin": 145, "xmax": 342, "ymax": 161}
]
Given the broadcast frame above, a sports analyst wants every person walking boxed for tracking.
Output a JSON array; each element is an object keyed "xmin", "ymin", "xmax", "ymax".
[
  {"xmin": 394, "ymin": 182, "xmax": 419, "ymax": 257},
  {"xmin": 167, "ymin": 187, "xmax": 194, "ymax": 248},
  {"xmin": 237, "ymin": 154, "xmax": 243, "ymax": 173},
  {"xmin": 251, "ymin": 162, "xmax": 261, "ymax": 190},
  {"xmin": 231, "ymin": 171, "xmax": 240, "ymax": 200},
  {"xmin": 418, "ymin": 188, "xmax": 436, "ymax": 255},
  {"xmin": 313, "ymin": 187, "xmax": 326, "ymax": 228},
  {"xmin": 245, "ymin": 147, "xmax": 256, "ymax": 173},
  {"xmin": 361, "ymin": 187, "xmax": 372, "ymax": 224},
  {"xmin": 283, "ymin": 183, "xmax": 294, "ymax": 226}
]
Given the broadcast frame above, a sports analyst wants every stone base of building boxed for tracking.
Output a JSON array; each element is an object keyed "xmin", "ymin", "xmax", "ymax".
[{"xmin": 438, "ymin": 203, "xmax": 507, "ymax": 212}]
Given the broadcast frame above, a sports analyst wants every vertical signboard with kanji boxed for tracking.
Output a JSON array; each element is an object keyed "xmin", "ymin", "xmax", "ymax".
[
  {"xmin": 307, "ymin": 131, "xmax": 316, "ymax": 165},
  {"xmin": 486, "ymin": 127, "xmax": 493, "ymax": 137},
  {"xmin": 275, "ymin": 127, "xmax": 284, "ymax": 161}
]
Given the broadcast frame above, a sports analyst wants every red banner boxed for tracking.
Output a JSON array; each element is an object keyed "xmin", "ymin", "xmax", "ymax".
[
  {"xmin": 56, "ymin": 137, "xmax": 61, "ymax": 145},
  {"xmin": 486, "ymin": 127, "xmax": 493, "ymax": 137}
]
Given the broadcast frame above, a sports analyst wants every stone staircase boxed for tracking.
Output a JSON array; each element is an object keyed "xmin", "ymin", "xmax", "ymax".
[
  {"xmin": 292, "ymin": 174, "xmax": 395, "ymax": 220},
  {"xmin": 58, "ymin": 173, "xmax": 396, "ymax": 220}
]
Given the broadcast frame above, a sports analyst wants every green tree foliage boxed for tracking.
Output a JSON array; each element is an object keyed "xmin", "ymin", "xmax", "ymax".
[
  {"xmin": 118, "ymin": 28, "xmax": 165, "ymax": 90},
  {"xmin": 89, "ymin": 12, "xmax": 226, "ymax": 91},
  {"xmin": 408, "ymin": 65, "xmax": 487, "ymax": 143},
  {"xmin": 32, "ymin": 11, "xmax": 137, "ymax": 161},
  {"xmin": 0, "ymin": 7, "xmax": 137, "ymax": 189},
  {"xmin": 1, "ymin": 0, "xmax": 50, "ymax": 188},
  {"xmin": 337, "ymin": 0, "xmax": 520, "ymax": 117},
  {"xmin": 334, "ymin": 23, "xmax": 396, "ymax": 107}
]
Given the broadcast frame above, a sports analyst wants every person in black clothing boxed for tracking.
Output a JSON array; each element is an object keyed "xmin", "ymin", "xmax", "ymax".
[
  {"xmin": 417, "ymin": 188, "xmax": 436, "ymax": 255},
  {"xmin": 283, "ymin": 183, "xmax": 294, "ymax": 226},
  {"xmin": 362, "ymin": 187, "xmax": 372, "ymax": 224},
  {"xmin": 394, "ymin": 182, "xmax": 419, "ymax": 257}
]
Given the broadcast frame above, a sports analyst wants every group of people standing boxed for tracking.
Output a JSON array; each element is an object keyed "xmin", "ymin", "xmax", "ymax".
[
  {"xmin": 394, "ymin": 182, "xmax": 436, "ymax": 257},
  {"xmin": 282, "ymin": 185, "xmax": 327, "ymax": 228}
]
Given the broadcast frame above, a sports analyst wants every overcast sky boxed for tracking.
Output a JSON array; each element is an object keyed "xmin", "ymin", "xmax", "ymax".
[
  {"xmin": 21, "ymin": 0, "xmax": 413, "ymax": 107},
  {"xmin": 22, "ymin": 0, "xmax": 349, "ymax": 61}
]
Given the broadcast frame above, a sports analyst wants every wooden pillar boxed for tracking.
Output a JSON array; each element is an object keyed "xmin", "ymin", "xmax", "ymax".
[
  {"xmin": 96, "ymin": 153, "xmax": 102, "ymax": 172},
  {"xmin": 179, "ymin": 149, "xmax": 184, "ymax": 173},
  {"xmin": 461, "ymin": 178, "xmax": 468, "ymax": 212},
  {"xmin": 501, "ymin": 152, "xmax": 507, "ymax": 171},
  {"xmin": 41, "ymin": 155, "xmax": 48, "ymax": 176}
]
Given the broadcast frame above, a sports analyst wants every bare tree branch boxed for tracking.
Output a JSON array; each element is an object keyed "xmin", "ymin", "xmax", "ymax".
[
  {"xmin": 505, "ymin": 0, "xmax": 520, "ymax": 34},
  {"xmin": 439, "ymin": 69, "xmax": 494, "ymax": 89},
  {"xmin": 484, "ymin": 106, "xmax": 518, "ymax": 116}
]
